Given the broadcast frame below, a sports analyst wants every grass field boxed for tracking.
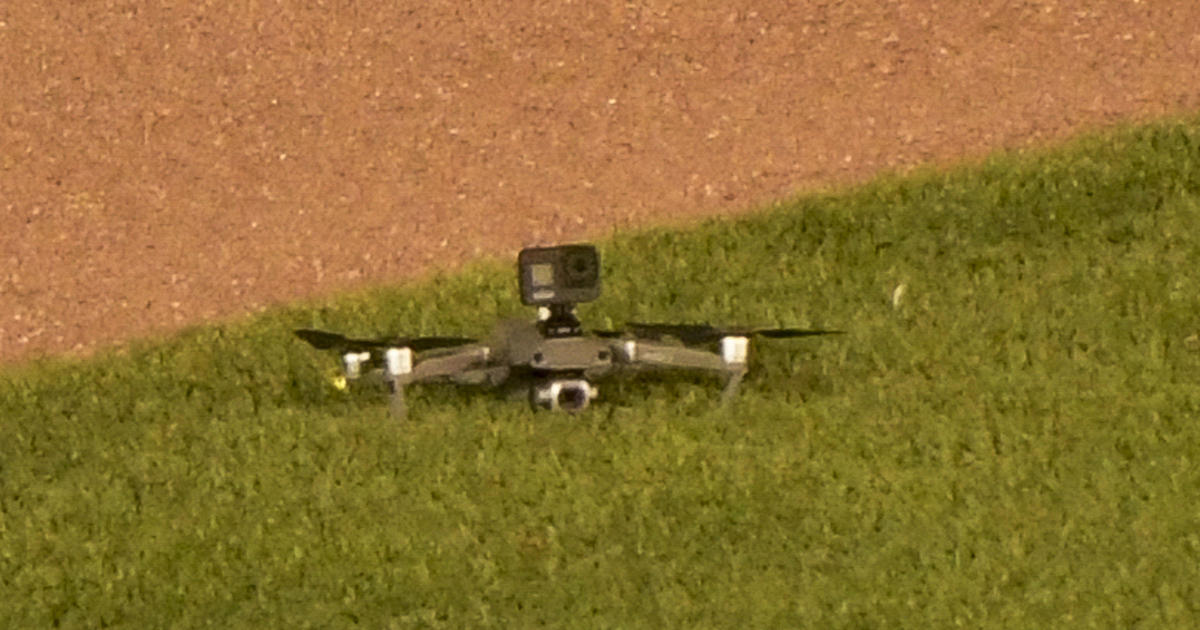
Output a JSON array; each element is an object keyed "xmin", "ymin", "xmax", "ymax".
[{"xmin": 2, "ymin": 116, "xmax": 1199, "ymax": 628}]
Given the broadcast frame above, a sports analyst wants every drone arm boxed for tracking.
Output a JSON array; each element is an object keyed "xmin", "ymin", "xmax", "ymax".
[
  {"xmin": 617, "ymin": 337, "xmax": 750, "ymax": 403},
  {"xmin": 408, "ymin": 345, "xmax": 492, "ymax": 382},
  {"xmin": 619, "ymin": 340, "xmax": 726, "ymax": 371},
  {"xmin": 449, "ymin": 366, "xmax": 511, "ymax": 386}
]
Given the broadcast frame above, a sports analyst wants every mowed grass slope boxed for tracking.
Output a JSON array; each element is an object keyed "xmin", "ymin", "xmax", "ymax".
[{"xmin": 3, "ymin": 117, "xmax": 1200, "ymax": 628}]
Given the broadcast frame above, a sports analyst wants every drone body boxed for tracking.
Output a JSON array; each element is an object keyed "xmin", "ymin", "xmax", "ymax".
[{"xmin": 296, "ymin": 244, "xmax": 840, "ymax": 417}]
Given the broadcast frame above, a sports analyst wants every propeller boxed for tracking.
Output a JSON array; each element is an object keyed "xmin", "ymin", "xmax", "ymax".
[
  {"xmin": 294, "ymin": 328, "xmax": 477, "ymax": 352},
  {"xmin": 601, "ymin": 323, "xmax": 844, "ymax": 345}
]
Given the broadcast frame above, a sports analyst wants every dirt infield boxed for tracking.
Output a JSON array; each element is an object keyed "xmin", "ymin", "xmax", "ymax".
[{"xmin": 2, "ymin": 1, "xmax": 1198, "ymax": 364}]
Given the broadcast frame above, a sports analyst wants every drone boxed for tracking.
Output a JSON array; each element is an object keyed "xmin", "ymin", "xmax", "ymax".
[{"xmin": 296, "ymin": 244, "xmax": 842, "ymax": 417}]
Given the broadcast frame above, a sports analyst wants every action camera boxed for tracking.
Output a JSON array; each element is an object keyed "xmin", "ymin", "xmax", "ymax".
[{"xmin": 517, "ymin": 244, "xmax": 601, "ymax": 306}]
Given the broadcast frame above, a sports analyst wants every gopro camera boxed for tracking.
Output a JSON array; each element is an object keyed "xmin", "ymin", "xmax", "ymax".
[{"xmin": 518, "ymin": 244, "xmax": 601, "ymax": 306}]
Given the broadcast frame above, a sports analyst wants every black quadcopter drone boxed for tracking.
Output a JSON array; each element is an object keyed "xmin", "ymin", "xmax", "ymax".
[{"xmin": 296, "ymin": 244, "xmax": 842, "ymax": 417}]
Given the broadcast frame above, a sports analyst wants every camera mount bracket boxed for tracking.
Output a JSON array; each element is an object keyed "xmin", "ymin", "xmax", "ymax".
[{"xmin": 537, "ymin": 303, "xmax": 584, "ymax": 338}]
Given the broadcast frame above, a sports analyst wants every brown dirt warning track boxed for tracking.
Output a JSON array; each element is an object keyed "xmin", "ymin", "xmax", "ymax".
[{"xmin": 2, "ymin": 1, "xmax": 1199, "ymax": 364}]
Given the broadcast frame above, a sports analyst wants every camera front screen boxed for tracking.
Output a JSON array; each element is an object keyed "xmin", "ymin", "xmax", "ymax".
[{"xmin": 529, "ymin": 263, "xmax": 556, "ymax": 288}]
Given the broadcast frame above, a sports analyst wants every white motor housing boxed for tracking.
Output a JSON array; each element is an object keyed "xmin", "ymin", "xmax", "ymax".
[
  {"xmin": 341, "ymin": 351, "xmax": 372, "ymax": 379},
  {"xmin": 720, "ymin": 335, "xmax": 749, "ymax": 366}
]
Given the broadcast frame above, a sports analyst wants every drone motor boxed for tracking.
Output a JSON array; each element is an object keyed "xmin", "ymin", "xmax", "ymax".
[
  {"xmin": 384, "ymin": 347, "xmax": 413, "ymax": 378},
  {"xmin": 720, "ymin": 336, "xmax": 749, "ymax": 366},
  {"xmin": 341, "ymin": 351, "xmax": 371, "ymax": 379}
]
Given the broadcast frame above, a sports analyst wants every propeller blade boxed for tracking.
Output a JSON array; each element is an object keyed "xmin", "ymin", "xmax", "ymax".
[
  {"xmin": 294, "ymin": 328, "xmax": 356, "ymax": 350},
  {"xmin": 623, "ymin": 323, "xmax": 843, "ymax": 345},
  {"xmin": 751, "ymin": 328, "xmax": 845, "ymax": 339},
  {"xmin": 625, "ymin": 323, "xmax": 722, "ymax": 345},
  {"xmin": 294, "ymin": 328, "xmax": 476, "ymax": 352},
  {"xmin": 405, "ymin": 336, "xmax": 480, "ymax": 351}
]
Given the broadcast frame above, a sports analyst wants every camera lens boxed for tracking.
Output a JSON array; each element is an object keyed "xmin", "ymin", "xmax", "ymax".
[{"xmin": 562, "ymin": 250, "xmax": 598, "ymax": 286}]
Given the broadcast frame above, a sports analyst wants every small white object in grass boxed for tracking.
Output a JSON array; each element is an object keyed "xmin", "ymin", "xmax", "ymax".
[{"xmin": 891, "ymin": 283, "xmax": 907, "ymax": 309}]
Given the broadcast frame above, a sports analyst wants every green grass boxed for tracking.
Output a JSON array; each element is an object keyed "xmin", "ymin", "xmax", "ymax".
[{"xmin": 3, "ymin": 115, "xmax": 1200, "ymax": 628}]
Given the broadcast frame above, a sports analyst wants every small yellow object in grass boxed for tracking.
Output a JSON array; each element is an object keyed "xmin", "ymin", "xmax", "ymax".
[{"xmin": 326, "ymin": 369, "xmax": 348, "ymax": 391}]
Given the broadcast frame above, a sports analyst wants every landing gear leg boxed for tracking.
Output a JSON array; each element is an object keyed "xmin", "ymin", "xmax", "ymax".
[
  {"xmin": 388, "ymin": 378, "xmax": 407, "ymax": 419},
  {"xmin": 721, "ymin": 368, "xmax": 747, "ymax": 404}
]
